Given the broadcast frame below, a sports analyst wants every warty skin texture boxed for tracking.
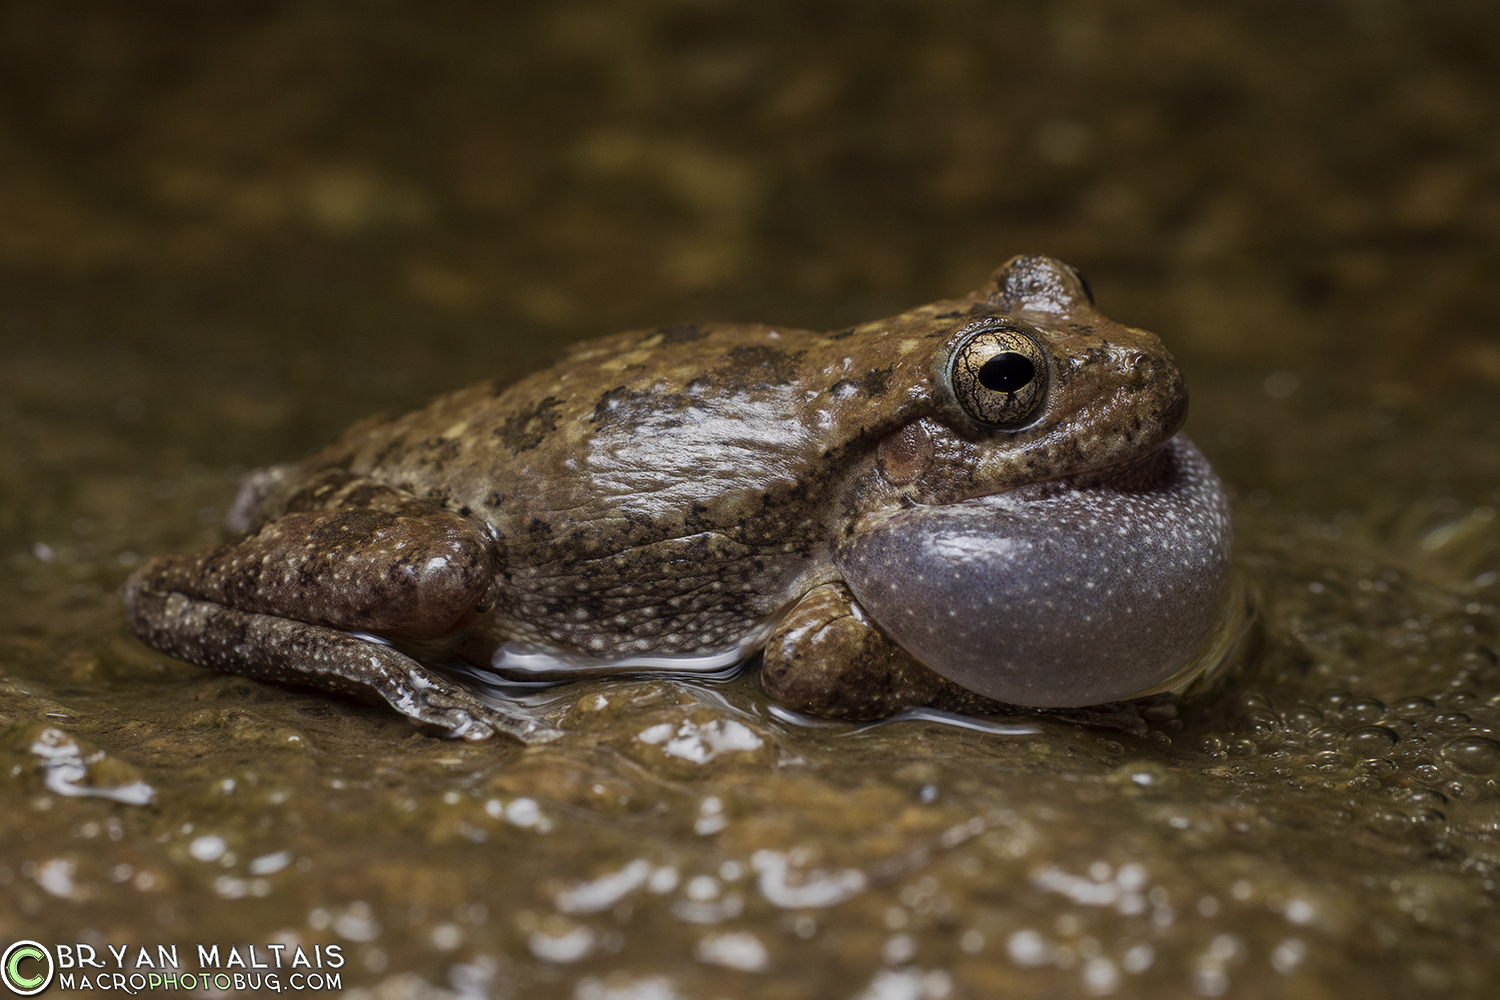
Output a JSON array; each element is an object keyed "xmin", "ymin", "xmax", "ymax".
[{"xmin": 125, "ymin": 255, "xmax": 1228, "ymax": 742}]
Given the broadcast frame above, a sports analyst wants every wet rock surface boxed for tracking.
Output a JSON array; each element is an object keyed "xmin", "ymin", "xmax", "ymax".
[{"xmin": 2, "ymin": 2, "xmax": 1499, "ymax": 997}]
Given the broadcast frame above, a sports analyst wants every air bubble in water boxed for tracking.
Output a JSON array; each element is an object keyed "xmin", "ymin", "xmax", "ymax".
[{"xmin": 1440, "ymin": 736, "xmax": 1500, "ymax": 775}]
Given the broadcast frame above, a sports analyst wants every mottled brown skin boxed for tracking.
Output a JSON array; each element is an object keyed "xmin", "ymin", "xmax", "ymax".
[{"xmin": 125, "ymin": 256, "xmax": 1189, "ymax": 743}]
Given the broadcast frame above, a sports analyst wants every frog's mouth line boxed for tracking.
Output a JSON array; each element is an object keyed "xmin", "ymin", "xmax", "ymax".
[{"xmin": 970, "ymin": 438, "xmax": 1175, "ymax": 508}]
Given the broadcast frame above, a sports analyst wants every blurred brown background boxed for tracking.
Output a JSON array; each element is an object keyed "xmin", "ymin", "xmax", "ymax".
[
  {"xmin": 1, "ymin": 1, "xmax": 1495, "ymax": 504},
  {"xmin": 3, "ymin": 5, "xmax": 1500, "ymax": 997}
]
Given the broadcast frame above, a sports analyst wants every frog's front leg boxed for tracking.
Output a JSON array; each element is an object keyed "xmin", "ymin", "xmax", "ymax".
[
  {"xmin": 124, "ymin": 472, "xmax": 560, "ymax": 744},
  {"xmin": 760, "ymin": 582, "xmax": 1011, "ymax": 721}
]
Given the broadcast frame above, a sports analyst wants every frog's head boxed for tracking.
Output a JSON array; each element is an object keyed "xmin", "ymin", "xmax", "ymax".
[
  {"xmin": 887, "ymin": 254, "xmax": 1189, "ymax": 505},
  {"xmin": 832, "ymin": 255, "xmax": 1230, "ymax": 708}
]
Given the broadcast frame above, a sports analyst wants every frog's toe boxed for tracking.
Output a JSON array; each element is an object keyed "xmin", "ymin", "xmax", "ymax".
[{"xmin": 401, "ymin": 678, "xmax": 563, "ymax": 745}]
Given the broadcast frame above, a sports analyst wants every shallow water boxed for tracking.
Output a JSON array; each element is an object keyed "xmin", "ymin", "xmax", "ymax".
[{"xmin": 2, "ymin": 2, "xmax": 1499, "ymax": 998}]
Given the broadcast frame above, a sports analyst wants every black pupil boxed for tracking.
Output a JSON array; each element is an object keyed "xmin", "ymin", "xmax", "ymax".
[{"xmin": 977, "ymin": 352, "xmax": 1035, "ymax": 393}]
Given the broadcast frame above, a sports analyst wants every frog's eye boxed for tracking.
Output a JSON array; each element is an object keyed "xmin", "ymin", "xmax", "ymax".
[{"xmin": 948, "ymin": 325, "xmax": 1049, "ymax": 428}]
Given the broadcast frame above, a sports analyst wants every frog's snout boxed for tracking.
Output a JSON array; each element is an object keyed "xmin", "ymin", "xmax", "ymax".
[
  {"xmin": 1092, "ymin": 347, "xmax": 1189, "ymax": 455},
  {"xmin": 1141, "ymin": 355, "xmax": 1189, "ymax": 439}
]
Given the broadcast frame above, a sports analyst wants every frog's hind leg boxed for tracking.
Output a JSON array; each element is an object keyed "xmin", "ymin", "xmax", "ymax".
[
  {"xmin": 126, "ymin": 585, "xmax": 559, "ymax": 743},
  {"xmin": 124, "ymin": 472, "xmax": 561, "ymax": 744}
]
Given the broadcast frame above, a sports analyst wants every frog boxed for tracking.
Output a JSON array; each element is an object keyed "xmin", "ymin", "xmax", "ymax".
[{"xmin": 125, "ymin": 255, "xmax": 1232, "ymax": 744}]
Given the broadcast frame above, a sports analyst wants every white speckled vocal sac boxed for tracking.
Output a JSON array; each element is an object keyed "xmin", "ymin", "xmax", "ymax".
[{"xmin": 840, "ymin": 435, "xmax": 1230, "ymax": 706}]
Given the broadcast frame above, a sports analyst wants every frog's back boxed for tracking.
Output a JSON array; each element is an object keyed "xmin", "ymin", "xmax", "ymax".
[
  {"xmin": 300, "ymin": 313, "xmax": 963, "ymax": 537},
  {"xmin": 259, "ymin": 319, "xmax": 938, "ymax": 658}
]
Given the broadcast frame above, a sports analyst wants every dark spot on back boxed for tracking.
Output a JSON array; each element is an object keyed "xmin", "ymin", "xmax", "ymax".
[
  {"xmin": 711, "ymin": 345, "xmax": 804, "ymax": 392},
  {"xmin": 527, "ymin": 518, "xmax": 554, "ymax": 541},
  {"xmin": 591, "ymin": 386, "xmax": 643, "ymax": 427},
  {"xmin": 591, "ymin": 385, "xmax": 692, "ymax": 431},
  {"xmin": 828, "ymin": 327, "xmax": 859, "ymax": 341},
  {"xmin": 486, "ymin": 492, "xmax": 505, "ymax": 507},
  {"xmin": 830, "ymin": 366, "xmax": 893, "ymax": 400},
  {"xmin": 496, "ymin": 396, "xmax": 562, "ymax": 453},
  {"xmin": 860, "ymin": 366, "xmax": 893, "ymax": 396}
]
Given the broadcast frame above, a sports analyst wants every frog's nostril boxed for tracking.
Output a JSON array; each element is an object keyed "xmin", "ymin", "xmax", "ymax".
[{"xmin": 1130, "ymin": 352, "xmax": 1177, "ymax": 379}]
